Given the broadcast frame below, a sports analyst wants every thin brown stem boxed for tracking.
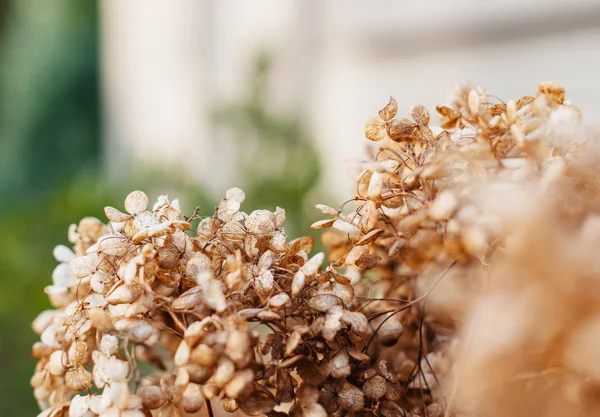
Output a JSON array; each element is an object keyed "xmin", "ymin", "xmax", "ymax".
[{"xmin": 204, "ymin": 397, "xmax": 214, "ymax": 417}]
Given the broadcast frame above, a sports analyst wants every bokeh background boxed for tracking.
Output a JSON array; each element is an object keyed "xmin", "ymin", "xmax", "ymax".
[{"xmin": 2, "ymin": 0, "xmax": 600, "ymax": 414}]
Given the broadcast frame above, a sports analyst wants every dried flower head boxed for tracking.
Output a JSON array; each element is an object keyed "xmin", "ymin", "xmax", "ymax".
[
  {"xmin": 32, "ymin": 188, "xmax": 370, "ymax": 416},
  {"xmin": 314, "ymin": 81, "xmax": 594, "ymax": 416}
]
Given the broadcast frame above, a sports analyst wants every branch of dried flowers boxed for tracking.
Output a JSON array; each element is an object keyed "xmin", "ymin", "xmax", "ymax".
[{"xmin": 31, "ymin": 81, "xmax": 587, "ymax": 417}]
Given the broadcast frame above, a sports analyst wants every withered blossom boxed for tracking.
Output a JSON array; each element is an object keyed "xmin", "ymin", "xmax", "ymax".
[{"xmin": 31, "ymin": 188, "xmax": 366, "ymax": 416}]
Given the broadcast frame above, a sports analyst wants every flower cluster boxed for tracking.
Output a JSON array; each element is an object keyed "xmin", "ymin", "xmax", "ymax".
[
  {"xmin": 31, "ymin": 188, "xmax": 373, "ymax": 417},
  {"xmin": 32, "ymin": 81, "xmax": 600, "ymax": 417},
  {"xmin": 315, "ymin": 81, "xmax": 590, "ymax": 415}
]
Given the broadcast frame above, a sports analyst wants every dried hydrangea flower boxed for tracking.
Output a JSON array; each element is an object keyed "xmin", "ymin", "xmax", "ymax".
[
  {"xmin": 314, "ymin": 81, "xmax": 592, "ymax": 416},
  {"xmin": 32, "ymin": 188, "xmax": 369, "ymax": 416}
]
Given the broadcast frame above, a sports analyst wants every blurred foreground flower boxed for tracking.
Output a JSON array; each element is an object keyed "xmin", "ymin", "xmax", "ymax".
[{"xmin": 31, "ymin": 82, "xmax": 600, "ymax": 417}]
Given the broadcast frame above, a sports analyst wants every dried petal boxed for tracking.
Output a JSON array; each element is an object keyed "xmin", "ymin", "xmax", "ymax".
[
  {"xmin": 285, "ymin": 331, "xmax": 302, "ymax": 356},
  {"xmin": 338, "ymin": 381, "xmax": 364, "ymax": 412},
  {"xmin": 329, "ymin": 349, "xmax": 351, "ymax": 378},
  {"xmin": 379, "ymin": 96, "xmax": 398, "ymax": 121},
  {"xmin": 181, "ymin": 383, "xmax": 204, "ymax": 413},
  {"xmin": 223, "ymin": 398, "xmax": 239, "ymax": 412},
  {"xmin": 365, "ymin": 117, "xmax": 386, "ymax": 142},
  {"xmin": 124, "ymin": 190, "xmax": 149, "ymax": 215},
  {"xmin": 355, "ymin": 228, "xmax": 384, "ymax": 246},
  {"xmin": 310, "ymin": 218, "xmax": 336, "ymax": 230},
  {"xmin": 468, "ymin": 90, "xmax": 480, "ymax": 115},
  {"xmin": 47, "ymin": 350, "xmax": 67, "ymax": 376},
  {"xmin": 224, "ymin": 369, "xmax": 254, "ymax": 398},
  {"xmin": 410, "ymin": 104, "xmax": 430, "ymax": 125},
  {"xmin": 104, "ymin": 206, "xmax": 132, "ymax": 223},
  {"xmin": 190, "ymin": 344, "xmax": 218, "ymax": 367},
  {"xmin": 138, "ymin": 385, "xmax": 168, "ymax": 410},
  {"xmin": 291, "ymin": 271, "xmax": 306, "ymax": 298},
  {"xmin": 387, "ymin": 118, "xmax": 415, "ymax": 142},
  {"xmin": 171, "ymin": 287, "xmax": 203, "ymax": 311},
  {"xmin": 289, "ymin": 236, "xmax": 314, "ymax": 255},
  {"xmin": 218, "ymin": 187, "xmax": 246, "ymax": 221},
  {"xmin": 174, "ymin": 341, "xmax": 191, "ymax": 366},
  {"xmin": 363, "ymin": 375, "xmax": 387, "ymax": 399},
  {"xmin": 538, "ymin": 81, "xmax": 565, "ymax": 104},
  {"xmin": 65, "ymin": 367, "xmax": 93, "ymax": 392},
  {"xmin": 302, "ymin": 252, "xmax": 325, "ymax": 276},
  {"xmin": 238, "ymin": 389, "xmax": 276, "ymax": 416},
  {"xmin": 275, "ymin": 369, "xmax": 294, "ymax": 403},
  {"xmin": 269, "ymin": 292, "xmax": 291, "ymax": 308},
  {"xmin": 245, "ymin": 210, "xmax": 276, "ymax": 237},
  {"xmin": 225, "ymin": 331, "xmax": 252, "ymax": 368},
  {"xmin": 315, "ymin": 204, "xmax": 338, "ymax": 216},
  {"xmin": 307, "ymin": 293, "xmax": 342, "ymax": 312}
]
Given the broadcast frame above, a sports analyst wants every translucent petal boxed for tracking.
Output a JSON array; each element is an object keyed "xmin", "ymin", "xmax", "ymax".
[
  {"xmin": 274, "ymin": 206, "xmax": 286, "ymax": 227},
  {"xmin": 245, "ymin": 210, "xmax": 276, "ymax": 237},
  {"xmin": 217, "ymin": 187, "xmax": 246, "ymax": 221},
  {"xmin": 269, "ymin": 292, "xmax": 290, "ymax": 308},
  {"xmin": 100, "ymin": 334, "xmax": 119, "ymax": 356},
  {"xmin": 378, "ymin": 96, "xmax": 398, "ymax": 122},
  {"xmin": 124, "ymin": 190, "xmax": 149, "ymax": 215},
  {"xmin": 104, "ymin": 206, "xmax": 132, "ymax": 223},
  {"xmin": 53, "ymin": 245, "xmax": 76, "ymax": 263},
  {"xmin": 302, "ymin": 252, "xmax": 325, "ymax": 276},
  {"xmin": 69, "ymin": 395, "xmax": 91, "ymax": 417},
  {"xmin": 52, "ymin": 263, "xmax": 76, "ymax": 287},
  {"xmin": 69, "ymin": 253, "xmax": 99, "ymax": 278}
]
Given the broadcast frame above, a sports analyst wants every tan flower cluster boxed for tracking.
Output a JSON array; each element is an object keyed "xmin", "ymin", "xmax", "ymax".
[
  {"xmin": 315, "ymin": 81, "xmax": 593, "ymax": 416},
  {"xmin": 31, "ymin": 188, "xmax": 372, "ymax": 417},
  {"xmin": 33, "ymin": 81, "xmax": 600, "ymax": 417}
]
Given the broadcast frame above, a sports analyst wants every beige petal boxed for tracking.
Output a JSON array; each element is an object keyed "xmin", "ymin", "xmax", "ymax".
[
  {"xmin": 274, "ymin": 206, "xmax": 286, "ymax": 227},
  {"xmin": 378, "ymin": 96, "xmax": 398, "ymax": 122},
  {"xmin": 410, "ymin": 104, "xmax": 430, "ymax": 125},
  {"xmin": 269, "ymin": 292, "xmax": 291, "ymax": 308},
  {"xmin": 307, "ymin": 293, "xmax": 342, "ymax": 313},
  {"xmin": 329, "ymin": 349, "xmax": 351, "ymax": 378},
  {"xmin": 315, "ymin": 204, "xmax": 338, "ymax": 216},
  {"xmin": 224, "ymin": 369, "xmax": 254, "ymax": 398},
  {"xmin": 69, "ymin": 253, "xmax": 98, "ymax": 278},
  {"xmin": 218, "ymin": 187, "xmax": 246, "ymax": 222},
  {"xmin": 291, "ymin": 270, "xmax": 306, "ymax": 298},
  {"xmin": 138, "ymin": 385, "xmax": 169, "ymax": 410},
  {"xmin": 53, "ymin": 245, "xmax": 76, "ymax": 263},
  {"xmin": 124, "ymin": 190, "xmax": 149, "ymax": 215},
  {"xmin": 310, "ymin": 219, "xmax": 336, "ymax": 230},
  {"xmin": 65, "ymin": 367, "xmax": 93, "ymax": 391},
  {"xmin": 181, "ymin": 383, "xmax": 204, "ymax": 413},
  {"xmin": 355, "ymin": 228, "xmax": 384, "ymax": 246},
  {"xmin": 204, "ymin": 280, "xmax": 227, "ymax": 313},
  {"xmin": 104, "ymin": 206, "xmax": 132, "ymax": 223},
  {"xmin": 365, "ymin": 117, "xmax": 386, "ymax": 142},
  {"xmin": 174, "ymin": 341, "xmax": 191, "ymax": 367},
  {"xmin": 171, "ymin": 287, "xmax": 203, "ymax": 311},
  {"xmin": 302, "ymin": 252, "xmax": 325, "ymax": 276},
  {"xmin": 213, "ymin": 358, "xmax": 235, "ymax": 387},
  {"xmin": 285, "ymin": 331, "xmax": 302, "ymax": 357},
  {"xmin": 47, "ymin": 350, "xmax": 67, "ymax": 376},
  {"xmin": 338, "ymin": 381, "xmax": 364, "ymax": 412}
]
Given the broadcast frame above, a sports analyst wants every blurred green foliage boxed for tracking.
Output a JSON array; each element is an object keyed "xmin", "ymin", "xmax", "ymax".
[
  {"xmin": 0, "ymin": 4, "xmax": 321, "ymax": 416},
  {"xmin": 0, "ymin": 1, "xmax": 101, "ymax": 415},
  {"xmin": 0, "ymin": 1, "xmax": 100, "ymax": 199}
]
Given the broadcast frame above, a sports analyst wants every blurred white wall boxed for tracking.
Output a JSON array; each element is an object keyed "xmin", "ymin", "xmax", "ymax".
[{"xmin": 101, "ymin": 0, "xmax": 600, "ymax": 198}]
